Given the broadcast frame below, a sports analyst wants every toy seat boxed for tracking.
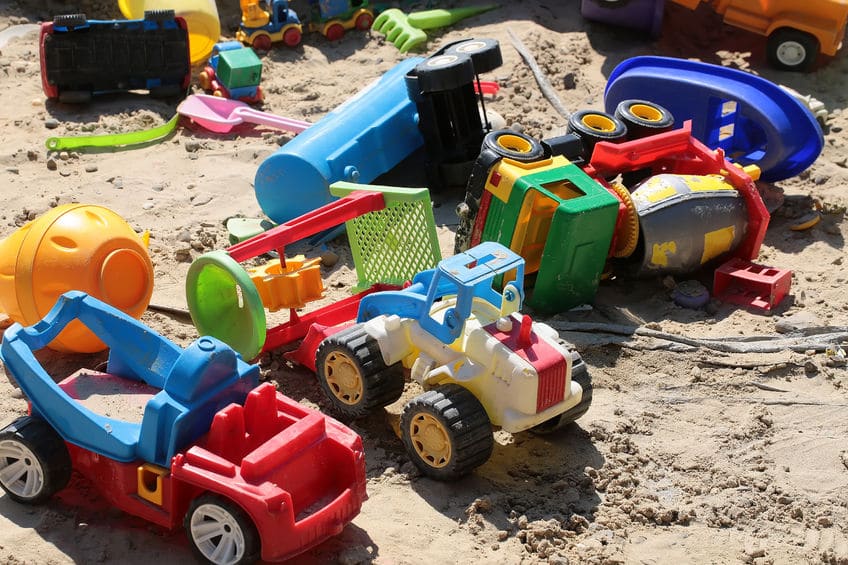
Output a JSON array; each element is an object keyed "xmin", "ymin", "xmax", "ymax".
[{"xmin": 136, "ymin": 336, "xmax": 258, "ymax": 467}]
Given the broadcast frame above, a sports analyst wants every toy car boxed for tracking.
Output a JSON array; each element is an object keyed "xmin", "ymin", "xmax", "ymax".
[
  {"xmin": 0, "ymin": 291, "xmax": 367, "ymax": 564},
  {"xmin": 306, "ymin": 0, "xmax": 375, "ymax": 41},
  {"xmin": 199, "ymin": 41, "xmax": 264, "ymax": 103},
  {"xmin": 39, "ymin": 11, "xmax": 191, "ymax": 103}
]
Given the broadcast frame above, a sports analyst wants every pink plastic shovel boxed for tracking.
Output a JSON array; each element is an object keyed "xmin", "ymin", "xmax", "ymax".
[{"xmin": 177, "ymin": 94, "xmax": 311, "ymax": 134}]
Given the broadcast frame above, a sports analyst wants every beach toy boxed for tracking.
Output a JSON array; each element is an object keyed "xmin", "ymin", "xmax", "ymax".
[
  {"xmin": 46, "ymin": 115, "xmax": 179, "ymax": 151},
  {"xmin": 372, "ymin": 9, "xmax": 428, "ymax": 53},
  {"xmin": 0, "ymin": 204, "xmax": 153, "ymax": 353},
  {"xmin": 604, "ymin": 56, "xmax": 824, "ymax": 182},
  {"xmin": 580, "ymin": 0, "xmax": 666, "ymax": 37},
  {"xmin": 177, "ymin": 94, "xmax": 310, "ymax": 134},
  {"xmin": 117, "ymin": 0, "xmax": 220, "ymax": 65}
]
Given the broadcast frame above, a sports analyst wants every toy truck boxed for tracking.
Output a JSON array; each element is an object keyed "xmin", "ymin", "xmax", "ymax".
[
  {"xmin": 669, "ymin": 0, "xmax": 848, "ymax": 71},
  {"xmin": 237, "ymin": 0, "xmax": 303, "ymax": 50},
  {"xmin": 199, "ymin": 41, "xmax": 264, "ymax": 103},
  {"xmin": 39, "ymin": 11, "xmax": 191, "ymax": 103},
  {"xmin": 0, "ymin": 291, "xmax": 367, "ymax": 565},
  {"xmin": 306, "ymin": 0, "xmax": 375, "ymax": 41},
  {"xmin": 312, "ymin": 242, "xmax": 592, "ymax": 480}
]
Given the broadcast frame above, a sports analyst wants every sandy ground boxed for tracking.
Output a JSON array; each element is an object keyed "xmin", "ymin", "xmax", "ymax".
[{"xmin": 0, "ymin": 0, "xmax": 847, "ymax": 563}]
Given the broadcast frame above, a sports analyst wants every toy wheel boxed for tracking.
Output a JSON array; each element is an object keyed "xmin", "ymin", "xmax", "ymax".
[
  {"xmin": 325, "ymin": 22, "xmax": 345, "ymax": 41},
  {"xmin": 482, "ymin": 130, "xmax": 545, "ymax": 162},
  {"xmin": 530, "ymin": 352, "xmax": 593, "ymax": 434},
  {"xmin": 282, "ymin": 27, "xmax": 302, "ymax": 47},
  {"xmin": 199, "ymin": 69, "xmax": 213, "ymax": 91},
  {"xmin": 415, "ymin": 54, "xmax": 475, "ymax": 93},
  {"xmin": 252, "ymin": 34, "xmax": 272, "ymax": 52},
  {"xmin": 566, "ymin": 109, "xmax": 627, "ymax": 160},
  {"xmin": 213, "ymin": 90, "xmax": 224, "ymax": 98},
  {"xmin": 614, "ymin": 99, "xmax": 674, "ymax": 140},
  {"xmin": 767, "ymin": 28, "xmax": 819, "ymax": 72},
  {"xmin": 53, "ymin": 13, "xmax": 87, "ymax": 27},
  {"xmin": 315, "ymin": 324, "xmax": 404, "ymax": 419},
  {"xmin": 185, "ymin": 494, "xmax": 260, "ymax": 565},
  {"xmin": 58, "ymin": 90, "xmax": 91, "ymax": 104},
  {"xmin": 355, "ymin": 11, "xmax": 374, "ymax": 31},
  {"xmin": 254, "ymin": 85, "xmax": 264, "ymax": 103},
  {"xmin": 445, "ymin": 38, "xmax": 502, "ymax": 74},
  {"xmin": 0, "ymin": 416, "xmax": 71, "ymax": 505},
  {"xmin": 144, "ymin": 9, "xmax": 176, "ymax": 22},
  {"xmin": 401, "ymin": 384, "xmax": 493, "ymax": 480}
]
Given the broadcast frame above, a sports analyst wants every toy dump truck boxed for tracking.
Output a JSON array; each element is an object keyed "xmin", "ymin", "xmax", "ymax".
[
  {"xmin": 670, "ymin": 0, "xmax": 848, "ymax": 70},
  {"xmin": 0, "ymin": 291, "xmax": 366, "ymax": 564},
  {"xmin": 313, "ymin": 242, "xmax": 592, "ymax": 480}
]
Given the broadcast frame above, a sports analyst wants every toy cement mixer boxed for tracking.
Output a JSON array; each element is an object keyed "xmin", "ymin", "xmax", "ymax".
[{"xmin": 0, "ymin": 204, "xmax": 153, "ymax": 352}]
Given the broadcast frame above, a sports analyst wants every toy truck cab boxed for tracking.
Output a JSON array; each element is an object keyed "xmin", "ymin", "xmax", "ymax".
[
  {"xmin": 0, "ymin": 292, "xmax": 366, "ymax": 564},
  {"xmin": 315, "ymin": 243, "xmax": 592, "ymax": 480},
  {"xmin": 670, "ymin": 0, "xmax": 848, "ymax": 70}
]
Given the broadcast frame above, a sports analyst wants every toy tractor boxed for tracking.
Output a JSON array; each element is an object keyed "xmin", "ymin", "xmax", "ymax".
[{"xmin": 313, "ymin": 242, "xmax": 592, "ymax": 480}]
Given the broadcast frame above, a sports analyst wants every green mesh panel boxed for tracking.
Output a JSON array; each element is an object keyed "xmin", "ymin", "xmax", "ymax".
[{"xmin": 330, "ymin": 181, "xmax": 441, "ymax": 290}]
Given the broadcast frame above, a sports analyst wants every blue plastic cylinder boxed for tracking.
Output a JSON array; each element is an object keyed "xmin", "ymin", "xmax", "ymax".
[{"xmin": 254, "ymin": 57, "xmax": 425, "ymax": 224}]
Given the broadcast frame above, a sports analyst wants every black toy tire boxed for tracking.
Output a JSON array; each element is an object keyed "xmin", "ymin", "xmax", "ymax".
[
  {"xmin": 614, "ymin": 99, "xmax": 675, "ymax": 140},
  {"xmin": 0, "ymin": 416, "xmax": 72, "ymax": 505},
  {"xmin": 401, "ymin": 384, "xmax": 494, "ymax": 480},
  {"xmin": 767, "ymin": 28, "xmax": 819, "ymax": 72},
  {"xmin": 185, "ymin": 494, "xmax": 260, "ymax": 565},
  {"xmin": 415, "ymin": 54, "xmax": 476, "ymax": 93},
  {"xmin": 53, "ymin": 14, "xmax": 87, "ymax": 28},
  {"xmin": 444, "ymin": 38, "xmax": 502, "ymax": 74},
  {"xmin": 315, "ymin": 324, "xmax": 405, "ymax": 419},
  {"xmin": 530, "ymin": 351, "xmax": 593, "ymax": 434},
  {"xmin": 482, "ymin": 130, "xmax": 546, "ymax": 162},
  {"xmin": 143, "ymin": 9, "xmax": 176, "ymax": 22},
  {"xmin": 566, "ymin": 109, "xmax": 627, "ymax": 160}
]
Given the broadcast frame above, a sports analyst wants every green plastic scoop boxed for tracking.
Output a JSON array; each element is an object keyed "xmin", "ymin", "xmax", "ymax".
[
  {"xmin": 408, "ymin": 5, "xmax": 498, "ymax": 30},
  {"xmin": 46, "ymin": 114, "xmax": 180, "ymax": 151}
]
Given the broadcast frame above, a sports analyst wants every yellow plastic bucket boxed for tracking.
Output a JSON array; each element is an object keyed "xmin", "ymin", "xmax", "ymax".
[
  {"xmin": 118, "ymin": 0, "xmax": 220, "ymax": 65},
  {"xmin": 0, "ymin": 204, "xmax": 154, "ymax": 353}
]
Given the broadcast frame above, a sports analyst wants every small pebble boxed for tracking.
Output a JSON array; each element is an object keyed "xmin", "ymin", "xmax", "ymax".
[
  {"xmin": 26, "ymin": 150, "xmax": 38, "ymax": 161},
  {"xmin": 46, "ymin": 158, "xmax": 57, "ymax": 170},
  {"xmin": 151, "ymin": 183, "xmax": 165, "ymax": 192},
  {"xmin": 142, "ymin": 202, "xmax": 154, "ymax": 210},
  {"xmin": 184, "ymin": 140, "xmax": 202, "ymax": 152},
  {"xmin": 84, "ymin": 164, "xmax": 98, "ymax": 173},
  {"xmin": 44, "ymin": 118, "xmax": 59, "ymax": 129},
  {"xmin": 59, "ymin": 170, "xmax": 71, "ymax": 177}
]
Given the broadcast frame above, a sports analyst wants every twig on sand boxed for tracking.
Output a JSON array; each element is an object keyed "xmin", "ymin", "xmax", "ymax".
[
  {"xmin": 748, "ymin": 382, "xmax": 789, "ymax": 393},
  {"xmin": 550, "ymin": 321, "xmax": 848, "ymax": 354},
  {"xmin": 507, "ymin": 29, "xmax": 570, "ymax": 120}
]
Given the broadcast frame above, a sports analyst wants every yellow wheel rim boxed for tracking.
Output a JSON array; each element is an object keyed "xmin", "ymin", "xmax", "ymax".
[
  {"xmin": 629, "ymin": 103, "xmax": 663, "ymax": 122},
  {"xmin": 324, "ymin": 351, "xmax": 363, "ymax": 406},
  {"xmin": 609, "ymin": 181, "xmax": 640, "ymax": 258},
  {"xmin": 581, "ymin": 113, "xmax": 617, "ymax": 132},
  {"xmin": 409, "ymin": 413, "xmax": 452, "ymax": 469},
  {"xmin": 496, "ymin": 133, "xmax": 532, "ymax": 154}
]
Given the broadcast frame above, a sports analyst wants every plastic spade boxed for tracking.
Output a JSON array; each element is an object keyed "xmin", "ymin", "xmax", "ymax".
[{"xmin": 177, "ymin": 94, "xmax": 310, "ymax": 134}]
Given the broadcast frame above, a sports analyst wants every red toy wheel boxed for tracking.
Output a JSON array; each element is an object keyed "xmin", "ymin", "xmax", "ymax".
[
  {"xmin": 283, "ymin": 27, "xmax": 301, "ymax": 47},
  {"xmin": 254, "ymin": 85, "xmax": 264, "ymax": 103},
  {"xmin": 252, "ymin": 34, "xmax": 272, "ymax": 51},
  {"xmin": 325, "ymin": 22, "xmax": 345, "ymax": 41},
  {"xmin": 355, "ymin": 12, "xmax": 374, "ymax": 31}
]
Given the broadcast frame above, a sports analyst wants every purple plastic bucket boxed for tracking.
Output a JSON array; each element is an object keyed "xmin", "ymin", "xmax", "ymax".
[{"xmin": 580, "ymin": 0, "xmax": 665, "ymax": 37}]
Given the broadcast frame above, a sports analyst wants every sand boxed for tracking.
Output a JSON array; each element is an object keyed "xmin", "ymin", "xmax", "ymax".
[{"xmin": 0, "ymin": 0, "xmax": 846, "ymax": 563}]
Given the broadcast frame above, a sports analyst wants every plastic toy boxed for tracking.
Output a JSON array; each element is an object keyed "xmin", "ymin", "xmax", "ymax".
[
  {"xmin": 46, "ymin": 115, "xmax": 179, "ymax": 151},
  {"xmin": 372, "ymin": 6, "xmax": 497, "ymax": 53},
  {"xmin": 580, "ymin": 0, "xmax": 665, "ymax": 37},
  {"xmin": 39, "ymin": 11, "xmax": 190, "ymax": 104},
  {"xmin": 199, "ymin": 41, "xmax": 264, "ymax": 103},
  {"xmin": 604, "ymin": 56, "xmax": 824, "ymax": 183},
  {"xmin": 457, "ymin": 108, "xmax": 770, "ymax": 313},
  {"xmin": 118, "ymin": 0, "xmax": 220, "ymax": 65},
  {"xmin": 308, "ymin": 242, "xmax": 592, "ymax": 480},
  {"xmin": 178, "ymin": 94, "xmax": 310, "ymax": 134},
  {"xmin": 306, "ymin": 0, "xmax": 375, "ymax": 41},
  {"xmin": 254, "ymin": 38, "xmax": 502, "ymax": 224},
  {"xmin": 713, "ymin": 258, "xmax": 792, "ymax": 310},
  {"xmin": 669, "ymin": 0, "xmax": 848, "ymax": 71},
  {"xmin": 186, "ymin": 182, "xmax": 440, "ymax": 361},
  {"xmin": 0, "ymin": 204, "xmax": 153, "ymax": 353},
  {"xmin": 237, "ymin": 0, "xmax": 303, "ymax": 50},
  {"xmin": 0, "ymin": 291, "xmax": 367, "ymax": 565}
]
